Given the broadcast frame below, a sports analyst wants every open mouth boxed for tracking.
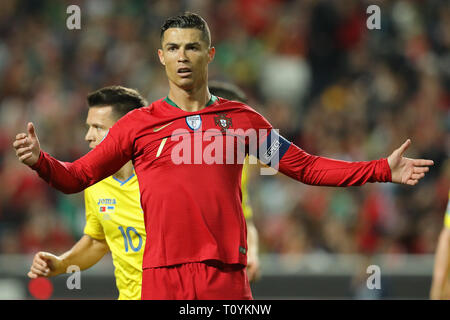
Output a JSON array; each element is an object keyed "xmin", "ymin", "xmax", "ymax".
[{"xmin": 177, "ymin": 67, "xmax": 192, "ymax": 77}]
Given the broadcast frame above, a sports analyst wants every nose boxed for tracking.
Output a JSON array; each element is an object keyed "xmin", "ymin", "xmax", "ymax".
[
  {"xmin": 177, "ymin": 48, "xmax": 188, "ymax": 62},
  {"xmin": 85, "ymin": 127, "xmax": 94, "ymax": 142}
]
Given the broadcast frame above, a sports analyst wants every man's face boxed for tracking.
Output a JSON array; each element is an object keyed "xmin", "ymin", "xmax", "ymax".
[
  {"xmin": 85, "ymin": 106, "xmax": 116, "ymax": 149},
  {"xmin": 158, "ymin": 28, "xmax": 215, "ymax": 91}
]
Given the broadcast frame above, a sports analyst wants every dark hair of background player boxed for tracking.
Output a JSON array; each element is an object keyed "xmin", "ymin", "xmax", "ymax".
[
  {"xmin": 87, "ymin": 85, "xmax": 148, "ymax": 119},
  {"xmin": 209, "ymin": 81, "xmax": 248, "ymax": 104}
]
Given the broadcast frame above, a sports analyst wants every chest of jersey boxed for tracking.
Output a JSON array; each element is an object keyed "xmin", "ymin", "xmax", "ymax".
[
  {"xmin": 133, "ymin": 111, "xmax": 258, "ymax": 169},
  {"xmin": 89, "ymin": 177, "xmax": 146, "ymax": 254}
]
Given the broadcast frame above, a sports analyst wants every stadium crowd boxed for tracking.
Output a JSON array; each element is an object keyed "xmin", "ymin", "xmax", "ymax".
[{"xmin": 0, "ymin": 0, "xmax": 448, "ymax": 260}]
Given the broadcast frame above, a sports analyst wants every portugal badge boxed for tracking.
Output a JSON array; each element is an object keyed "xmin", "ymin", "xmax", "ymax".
[{"xmin": 214, "ymin": 113, "xmax": 232, "ymax": 132}]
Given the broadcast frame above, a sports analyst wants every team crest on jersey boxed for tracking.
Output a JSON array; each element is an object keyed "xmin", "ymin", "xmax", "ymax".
[
  {"xmin": 214, "ymin": 113, "xmax": 232, "ymax": 132},
  {"xmin": 98, "ymin": 198, "xmax": 116, "ymax": 215},
  {"xmin": 185, "ymin": 115, "xmax": 202, "ymax": 131}
]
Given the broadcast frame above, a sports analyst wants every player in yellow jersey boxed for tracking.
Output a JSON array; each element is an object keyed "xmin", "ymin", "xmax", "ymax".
[
  {"xmin": 209, "ymin": 81, "xmax": 261, "ymax": 282},
  {"xmin": 27, "ymin": 86, "xmax": 148, "ymax": 299},
  {"xmin": 430, "ymin": 190, "xmax": 450, "ymax": 299}
]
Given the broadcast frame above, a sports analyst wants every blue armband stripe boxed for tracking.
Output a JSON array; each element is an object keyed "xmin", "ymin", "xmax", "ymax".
[{"xmin": 256, "ymin": 129, "xmax": 291, "ymax": 167}]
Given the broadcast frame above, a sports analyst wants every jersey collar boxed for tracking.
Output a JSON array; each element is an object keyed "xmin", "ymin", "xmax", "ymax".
[
  {"xmin": 112, "ymin": 173, "xmax": 135, "ymax": 186},
  {"xmin": 163, "ymin": 95, "xmax": 218, "ymax": 111}
]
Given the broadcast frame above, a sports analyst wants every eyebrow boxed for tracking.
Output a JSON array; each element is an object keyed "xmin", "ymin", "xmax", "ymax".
[
  {"xmin": 86, "ymin": 122, "xmax": 103, "ymax": 127},
  {"xmin": 165, "ymin": 41, "xmax": 201, "ymax": 48}
]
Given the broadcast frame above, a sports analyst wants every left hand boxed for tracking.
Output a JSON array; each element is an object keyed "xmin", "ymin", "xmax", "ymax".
[{"xmin": 387, "ymin": 139, "xmax": 434, "ymax": 185}]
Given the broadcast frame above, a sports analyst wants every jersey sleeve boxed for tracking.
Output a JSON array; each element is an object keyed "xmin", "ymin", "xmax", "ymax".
[
  {"xmin": 278, "ymin": 143, "xmax": 392, "ymax": 186},
  {"xmin": 83, "ymin": 188, "xmax": 105, "ymax": 240},
  {"xmin": 244, "ymin": 107, "xmax": 392, "ymax": 186},
  {"xmin": 30, "ymin": 111, "xmax": 137, "ymax": 194}
]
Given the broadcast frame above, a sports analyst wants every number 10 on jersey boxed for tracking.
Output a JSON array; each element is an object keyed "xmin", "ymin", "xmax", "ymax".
[{"xmin": 118, "ymin": 226, "xmax": 143, "ymax": 252}]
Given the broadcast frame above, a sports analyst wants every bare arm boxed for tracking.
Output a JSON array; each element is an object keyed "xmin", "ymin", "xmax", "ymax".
[
  {"xmin": 430, "ymin": 228, "xmax": 450, "ymax": 299},
  {"xmin": 28, "ymin": 235, "xmax": 110, "ymax": 278}
]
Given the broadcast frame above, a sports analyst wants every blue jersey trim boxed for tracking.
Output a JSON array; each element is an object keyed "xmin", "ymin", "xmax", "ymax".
[{"xmin": 112, "ymin": 173, "xmax": 135, "ymax": 186}]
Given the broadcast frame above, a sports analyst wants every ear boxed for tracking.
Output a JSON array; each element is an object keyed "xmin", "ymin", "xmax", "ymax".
[
  {"xmin": 158, "ymin": 49, "xmax": 165, "ymax": 66},
  {"xmin": 207, "ymin": 47, "xmax": 215, "ymax": 63}
]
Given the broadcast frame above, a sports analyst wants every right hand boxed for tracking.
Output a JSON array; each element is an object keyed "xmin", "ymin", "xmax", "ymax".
[
  {"xmin": 27, "ymin": 252, "xmax": 64, "ymax": 278},
  {"xmin": 13, "ymin": 122, "xmax": 41, "ymax": 166}
]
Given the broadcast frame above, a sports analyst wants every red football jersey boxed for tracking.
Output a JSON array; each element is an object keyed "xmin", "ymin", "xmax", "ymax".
[{"xmin": 31, "ymin": 96, "xmax": 391, "ymax": 269}]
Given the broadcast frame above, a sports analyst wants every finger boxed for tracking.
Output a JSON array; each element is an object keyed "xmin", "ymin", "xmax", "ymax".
[
  {"xmin": 34, "ymin": 258, "xmax": 47, "ymax": 269},
  {"xmin": 12, "ymin": 138, "xmax": 28, "ymax": 149},
  {"xmin": 33, "ymin": 262, "xmax": 50, "ymax": 274},
  {"xmin": 17, "ymin": 149, "xmax": 32, "ymax": 158},
  {"xmin": 16, "ymin": 133, "xmax": 27, "ymax": 140},
  {"xmin": 30, "ymin": 265, "xmax": 47, "ymax": 276},
  {"xmin": 397, "ymin": 139, "xmax": 411, "ymax": 156},
  {"xmin": 32, "ymin": 260, "xmax": 48, "ymax": 272},
  {"xmin": 413, "ymin": 159, "xmax": 434, "ymax": 166},
  {"xmin": 19, "ymin": 153, "xmax": 32, "ymax": 162},
  {"xmin": 406, "ymin": 179, "xmax": 419, "ymax": 186},
  {"xmin": 411, "ymin": 173, "xmax": 425, "ymax": 180},
  {"xmin": 413, "ymin": 167, "xmax": 429, "ymax": 174},
  {"xmin": 16, "ymin": 146, "xmax": 32, "ymax": 157},
  {"xmin": 27, "ymin": 122, "xmax": 36, "ymax": 138},
  {"xmin": 28, "ymin": 271, "xmax": 37, "ymax": 279}
]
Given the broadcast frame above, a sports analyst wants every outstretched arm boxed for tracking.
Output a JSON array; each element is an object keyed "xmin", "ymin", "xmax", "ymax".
[
  {"xmin": 13, "ymin": 119, "xmax": 134, "ymax": 193},
  {"xmin": 28, "ymin": 235, "xmax": 109, "ymax": 278},
  {"xmin": 244, "ymin": 105, "xmax": 433, "ymax": 186},
  {"xmin": 276, "ymin": 137, "xmax": 433, "ymax": 187}
]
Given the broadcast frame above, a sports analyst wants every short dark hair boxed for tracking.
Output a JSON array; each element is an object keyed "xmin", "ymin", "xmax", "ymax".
[
  {"xmin": 209, "ymin": 81, "xmax": 248, "ymax": 104},
  {"xmin": 87, "ymin": 85, "xmax": 148, "ymax": 119},
  {"xmin": 160, "ymin": 12, "xmax": 211, "ymax": 47}
]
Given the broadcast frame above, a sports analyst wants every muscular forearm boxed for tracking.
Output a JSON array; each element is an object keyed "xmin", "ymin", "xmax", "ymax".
[
  {"xmin": 430, "ymin": 228, "xmax": 450, "ymax": 299},
  {"xmin": 58, "ymin": 235, "xmax": 109, "ymax": 273}
]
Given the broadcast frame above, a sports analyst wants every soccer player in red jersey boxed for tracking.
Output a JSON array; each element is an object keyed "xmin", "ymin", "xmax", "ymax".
[{"xmin": 13, "ymin": 13, "xmax": 434, "ymax": 300}]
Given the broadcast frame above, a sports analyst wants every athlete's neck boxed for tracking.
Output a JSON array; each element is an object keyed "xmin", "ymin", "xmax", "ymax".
[
  {"xmin": 113, "ymin": 161, "xmax": 134, "ymax": 181},
  {"xmin": 167, "ymin": 82, "xmax": 211, "ymax": 112}
]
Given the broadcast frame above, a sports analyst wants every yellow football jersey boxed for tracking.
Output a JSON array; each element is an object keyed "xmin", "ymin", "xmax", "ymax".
[
  {"xmin": 445, "ymin": 191, "xmax": 450, "ymax": 229},
  {"xmin": 84, "ymin": 173, "xmax": 145, "ymax": 300}
]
